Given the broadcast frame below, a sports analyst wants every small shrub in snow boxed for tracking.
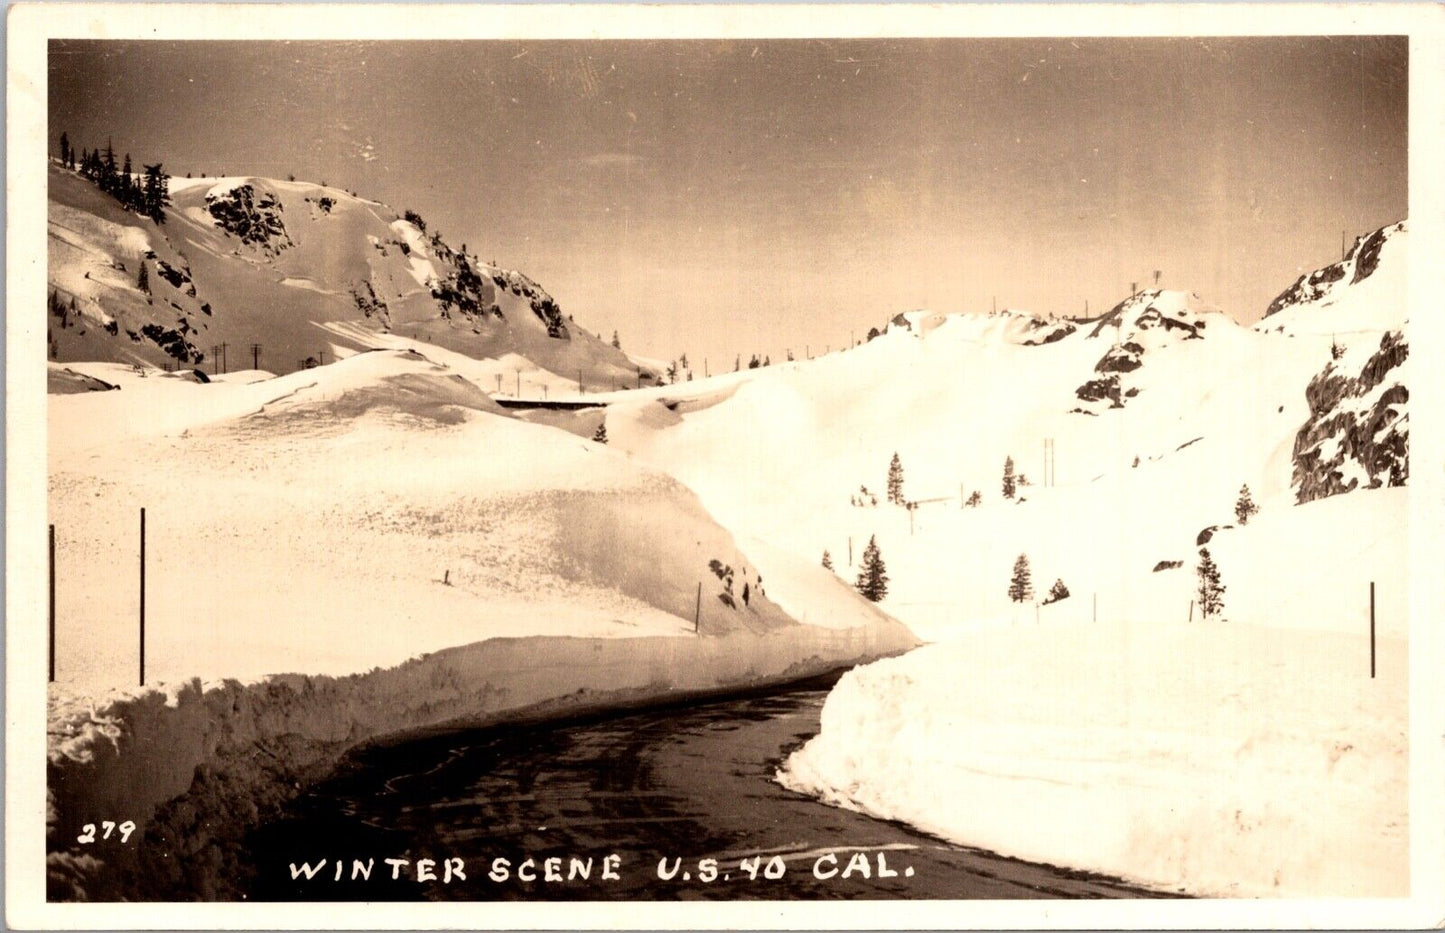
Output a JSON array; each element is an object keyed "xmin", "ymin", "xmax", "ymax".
[
  {"xmin": 1197, "ymin": 548, "xmax": 1225, "ymax": 618},
  {"xmin": 855, "ymin": 536, "xmax": 888, "ymax": 602},
  {"xmin": 1002, "ymin": 456, "xmax": 1017, "ymax": 500},
  {"xmin": 1008, "ymin": 553, "xmax": 1033, "ymax": 603},
  {"xmin": 821, "ymin": 550, "xmax": 833, "ymax": 571},
  {"xmin": 1043, "ymin": 578, "xmax": 1070, "ymax": 604},
  {"xmin": 965, "ymin": 490, "xmax": 982, "ymax": 508},
  {"xmin": 592, "ymin": 423, "xmax": 608, "ymax": 444}
]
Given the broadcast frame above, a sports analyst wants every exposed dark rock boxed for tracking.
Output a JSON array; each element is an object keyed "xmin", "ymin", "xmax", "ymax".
[
  {"xmin": 1293, "ymin": 330, "xmax": 1409, "ymax": 504},
  {"xmin": 206, "ymin": 184, "xmax": 290, "ymax": 253},
  {"xmin": 1096, "ymin": 342, "xmax": 1145, "ymax": 373},
  {"xmin": 1075, "ymin": 374, "xmax": 1123, "ymax": 406}
]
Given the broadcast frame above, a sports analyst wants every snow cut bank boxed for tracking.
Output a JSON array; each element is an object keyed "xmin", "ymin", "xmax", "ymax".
[
  {"xmin": 50, "ymin": 619, "xmax": 915, "ymax": 900},
  {"xmin": 777, "ymin": 617, "xmax": 1407, "ymax": 898}
]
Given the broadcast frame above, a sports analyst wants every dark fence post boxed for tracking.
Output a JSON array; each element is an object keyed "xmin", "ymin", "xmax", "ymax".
[
  {"xmin": 695, "ymin": 582, "xmax": 702, "ymax": 634},
  {"xmin": 1370, "ymin": 581, "xmax": 1376, "ymax": 679},
  {"xmin": 49, "ymin": 524, "xmax": 56, "ymax": 683},
  {"xmin": 140, "ymin": 508, "xmax": 146, "ymax": 687}
]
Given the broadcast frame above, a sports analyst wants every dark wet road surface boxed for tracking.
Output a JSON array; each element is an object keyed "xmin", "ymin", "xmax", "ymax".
[{"xmin": 247, "ymin": 674, "xmax": 1172, "ymax": 900}]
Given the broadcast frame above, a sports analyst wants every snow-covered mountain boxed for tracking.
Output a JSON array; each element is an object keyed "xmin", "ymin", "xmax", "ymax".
[
  {"xmin": 599, "ymin": 222, "xmax": 1410, "ymax": 897},
  {"xmin": 1257, "ymin": 220, "xmax": 1408, "ymax": 335},
  {"xmin": 46, "ymin": 163, "xmax": 655, "ymax": 385}
]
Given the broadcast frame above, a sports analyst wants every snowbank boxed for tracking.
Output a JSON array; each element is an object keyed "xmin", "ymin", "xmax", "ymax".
[
  {"xmin": 49, "ymin": 617, "xmax": 915, "ymax": 900},
  {"xmin": 778, "ymin": 618, "xmax": 1407, "ymax": 898}
]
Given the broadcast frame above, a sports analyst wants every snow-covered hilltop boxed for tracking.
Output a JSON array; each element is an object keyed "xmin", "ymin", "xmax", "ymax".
[{"xmin": 47, "ymin": 163, "xmax": 655, "ymax": 385}]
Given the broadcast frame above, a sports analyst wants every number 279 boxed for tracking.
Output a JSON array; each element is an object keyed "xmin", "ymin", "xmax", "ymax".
[{"xmin": 77, "ymin": 821, "xmax": 136, "ymax": 844}]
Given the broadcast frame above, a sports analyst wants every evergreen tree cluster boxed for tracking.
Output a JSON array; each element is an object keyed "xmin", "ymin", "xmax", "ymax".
[
  {"xmin": 48, "ymin": 288, "xmax": 78, "ymax": 328},
  {"xmin": 64, "ymin": 134, "xmax": 171, "ymax": 223},
  {"xmin": 1002, "ymin": 455, "xmax": 1017, "ymax": 499}
]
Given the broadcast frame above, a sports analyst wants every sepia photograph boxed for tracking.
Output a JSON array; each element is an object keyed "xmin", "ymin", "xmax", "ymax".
[{"xmin": 6, "ymin": 4, "xmax": 1444, "ymax": 929}]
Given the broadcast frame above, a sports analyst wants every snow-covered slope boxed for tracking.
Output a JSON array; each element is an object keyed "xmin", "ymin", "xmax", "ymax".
[
  {"xmin": 609, "ymin": 289, "xmax": 1359, "ymax": 638},
  {"xmin": 46, "ymin": 163, "xmax": 654, "ymax": 386},
  {"xmin": 45, "ymin": 349, "xmax": 916, "ymax": 899},
  {"xmin": 606, "ymin": 242, "xmax": 1409, "ymax": 897}
]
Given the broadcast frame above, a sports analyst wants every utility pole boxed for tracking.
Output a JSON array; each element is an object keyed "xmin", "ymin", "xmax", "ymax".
[
  {"xmin": 220, "ymin": 342, "xmax": 228, "ymax": 374},
  {"xmin": 495, "ymin": 374, "xmax": 503, "ymax": 394},
  {"xmin": 578, "ymin": 369, "xmax": 583, "ymax": 395},
  {"xmin": 695, "ymin": 581, "xmax": 702, "ymax": 634},
  {"xmin": 212, "ymin": 345, "xmax": 223, "ymax": 375},
  {"xmin": 250, "ymin": 343, "xmax": 262, "ymax": 370},
  {"xmin": 516, "ymin": 370, "xmax": 520, "ymax": 396},
  {"xmin": 1342, "ymin": 229, "xmax": 1349, "ymax": 261}
]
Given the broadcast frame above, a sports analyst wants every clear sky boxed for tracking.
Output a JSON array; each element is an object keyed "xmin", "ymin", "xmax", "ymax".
[{"xmin": 50, "ymin": 37, "xmax": 1407, "ymax": 366}]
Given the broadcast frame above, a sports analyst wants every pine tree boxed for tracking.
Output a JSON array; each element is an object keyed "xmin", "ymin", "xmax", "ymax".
[
  {"xmin": 101, "ymin": 140, "xmax": 118, "ymax": 194},
  {"xmin": 1234, "ymin": 484, "xmax": 1258, "ymax": 525},
  {"xmin": 821, "ymin": 549, "xmax": 833, "ymax": 571},
  {"xmin": 137, "ymin": 262, "xmax": 149, "ymax": 293},
  {"xmin": 611, "ymin": 330, "xmax": 621, "ymax": 349},
  {"xmin": 1008, "ymin": 553, "xmax": 1033, "ymax": 603},
  {"xmin": 592, "ymin": 422, "xmax": 608, "ymax": 444},
  {"xmin": 887, "ymin": 452, "xmax": 905, "ymax": 504},
  {"xmin": 855, "ymin": 535, "xmax": 888, "ymax": 602},
  {"xmin": 142, "ymin": 163, "xmax": 171, "ymax": 223},
  {"xmin": 966, "ymin": 490, "xmax": 982, "ymax": 508},
  {"xmin": 59, "ymin": 131, "xmax": 70, "ymax": 167},
  {"xmin": 1197, "ymin": 548, "xmax": 1225, "ymax": 618},
  {"xmin": 1044, "ymin": 578, "xmax": 1070, "ymax": 604},
  {"xmin": 1002, "ymin": 455, "xmax": 1017, "ymax": 499},
  {"xmin": 121, "ymin": 153, "xmax": 134, "ymax": 208}
]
